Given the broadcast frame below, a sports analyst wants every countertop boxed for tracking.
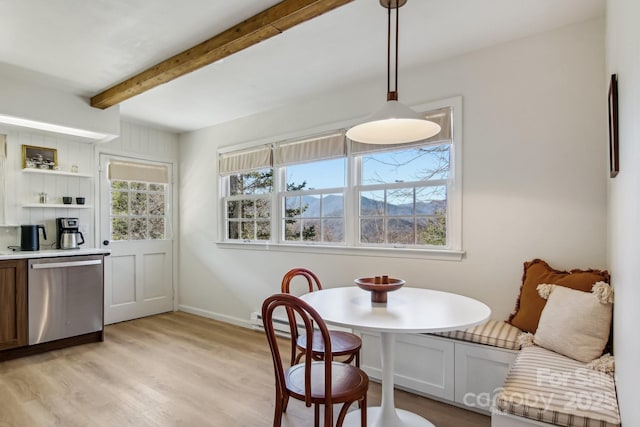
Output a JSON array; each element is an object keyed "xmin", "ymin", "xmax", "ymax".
[{"xmin": 0, "ymin": 248, "xmax": 111, "ymax": 260}]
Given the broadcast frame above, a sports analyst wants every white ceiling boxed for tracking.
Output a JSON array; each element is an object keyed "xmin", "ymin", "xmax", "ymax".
[{"xmin": 0, "ymin": 0, "xmax": 604, "ymax": 133}]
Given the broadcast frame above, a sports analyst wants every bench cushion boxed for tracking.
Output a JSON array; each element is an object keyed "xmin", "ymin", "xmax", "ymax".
[
  {"xmin": 431, "ymin": 319, "xmax": 521, "ymax": 350},
  {"xmin": 495, "ymin": 346, "xmax": 620, "ymax": 427}
]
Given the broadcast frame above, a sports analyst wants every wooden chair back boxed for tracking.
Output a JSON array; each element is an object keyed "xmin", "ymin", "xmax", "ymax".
[
  {"xmin": 262, "ymin": 293, "xmax": 334, "ymax": 420},
  {"xmin": 281, "ymin": 267, "xmax": 323, "ymax": 294}
]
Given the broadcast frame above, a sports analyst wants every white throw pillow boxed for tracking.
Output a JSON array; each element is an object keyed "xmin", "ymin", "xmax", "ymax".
[{"xmin": 534, "ymin": 284, "xmax": 613, "ymax": 363}]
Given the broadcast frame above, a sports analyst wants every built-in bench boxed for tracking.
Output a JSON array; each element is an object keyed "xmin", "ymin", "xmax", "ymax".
[{"xmin": 359, "ymin": 319, "xmax": 621, "ymax": 426}]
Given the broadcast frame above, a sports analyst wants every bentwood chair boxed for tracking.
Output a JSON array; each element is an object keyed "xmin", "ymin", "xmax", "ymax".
[
  {"xmin": 262, "ymin": 293, "xmax": 368, "ymax": 427},
  {"xmin": 281, "ymin": 268, "xmax": 361, "ymax": 367}
]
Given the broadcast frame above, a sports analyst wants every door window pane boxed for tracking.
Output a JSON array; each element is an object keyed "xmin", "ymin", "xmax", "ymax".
[
  {"xmin": 130, "ymin": 218, "xmax": 147, "ymax": 240},
  {"xmin": 149, "ymin": 193, "xmax": 165, "ymax": 216},
  {"xmin": 111, "ymin": 180, "xmax": 128, "ymax": 190},
  {"xmin": 108, "ymin": 171, "xmax": 169, "ymax": 241},
  {"xmin": 131, "ymin": 182, "xmax": 147, "ymax": 191},
  {"xmin": 111, "ymin": 218, "xmax": 128, "ymax": 241},
  {"xmin": 149, "ymin": 218, "xmax": 165, "ymax": 240},
  {"xmin": 111, "ymin": 192, "xmax": 128, "ymax": 215},
  {"xmin": 131, "ymin": 192, "xmax": 147, "ymax": 215}
]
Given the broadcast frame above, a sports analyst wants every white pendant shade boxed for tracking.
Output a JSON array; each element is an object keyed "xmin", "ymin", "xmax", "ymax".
[{"xmin": 346, "ymin": 100, "xmax": 441, "ymax": 144}]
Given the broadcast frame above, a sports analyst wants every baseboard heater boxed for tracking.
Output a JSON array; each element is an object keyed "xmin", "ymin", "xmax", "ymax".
[
  {"xmin": 250, "ymin": 312, "xmax": 292, "ymax": 337},
  {"xmin": 250, "ymin": 311, "xmax": 354, "ymax": 337}
]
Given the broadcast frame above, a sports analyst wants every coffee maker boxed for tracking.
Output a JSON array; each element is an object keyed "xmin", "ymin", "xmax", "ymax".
[{"xmin": 56, "ymin": 217, "xmax": 85, "ymax": 249}]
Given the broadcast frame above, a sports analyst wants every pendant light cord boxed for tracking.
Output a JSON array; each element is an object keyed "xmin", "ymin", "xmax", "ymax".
[
  {"xmin": 387, "ymin": 2, "xmax": 391, "ymax": 95},
  {"xmin": 387, "ymin": 1, "xmax": 399, "ymax": 101}
]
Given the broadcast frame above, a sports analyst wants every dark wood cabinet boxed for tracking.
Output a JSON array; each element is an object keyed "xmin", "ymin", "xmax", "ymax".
[{"xmin": 0, "ymin": 259, "xmax": 27, "ymax": 350}]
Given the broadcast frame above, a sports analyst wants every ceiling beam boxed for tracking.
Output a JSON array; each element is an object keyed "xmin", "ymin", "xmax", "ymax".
[{"xmin": 90, "ymin": 0, "xmax": 354, "ymax": 109}]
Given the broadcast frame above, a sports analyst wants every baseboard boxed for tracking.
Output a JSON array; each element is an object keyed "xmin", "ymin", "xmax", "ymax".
[{"xmin": 178, "ymin": 304, "xmax": 252, "ymax": 329}]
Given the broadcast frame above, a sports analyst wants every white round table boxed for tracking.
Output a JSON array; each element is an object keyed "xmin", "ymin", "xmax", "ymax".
[{"xmin": 300, "ymin": 286, "xmax": 491, "ymax": 427}]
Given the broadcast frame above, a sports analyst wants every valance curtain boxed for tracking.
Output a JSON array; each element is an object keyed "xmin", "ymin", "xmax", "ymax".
[
  {"xmin": 274, "ymin": 132, "xmax": 346, "ymax": 166},
  {"xmin": 218, "ymin": 145, "xmax": 272, "ymax": 176},
  {"xmin": 108, "ymin": 160, "xmax": 169, "ymax": 184},
  {"xmin": 218, "ymin": 132, "xmax": 346, "ymax": 176}
]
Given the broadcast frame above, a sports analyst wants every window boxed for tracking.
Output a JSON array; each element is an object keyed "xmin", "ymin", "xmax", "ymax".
[
  {"xmin": 108, "ymin": 160, "xmax": 170, "ymax": 241},
  {"xmin": 218, "ymin": 97, "xmax": 461, "ymax": 256},
  {"xmin": 220, "ymin": 146, "xmax": 273, "ymax": 242}
]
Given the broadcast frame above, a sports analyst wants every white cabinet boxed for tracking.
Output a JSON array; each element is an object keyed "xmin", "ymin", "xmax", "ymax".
[
  {"xmin": 454, "ymin": 341, "xmax": 518, "ymax": 412},
  {"xmin": 360, "ymin": 332, "xmax": 518, "ymax": 414}
]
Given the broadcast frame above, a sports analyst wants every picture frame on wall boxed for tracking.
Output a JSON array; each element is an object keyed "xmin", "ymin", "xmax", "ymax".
[
  {"xmin": 608, "ymin": 74, "xmax": 619, "ymax": 178},
  {"xmin": 22, "ymin": 145, "xmax": 58, "ymax": 170}
]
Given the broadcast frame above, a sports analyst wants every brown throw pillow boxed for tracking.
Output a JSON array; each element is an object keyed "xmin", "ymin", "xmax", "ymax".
[{"xmin": 507, "ymin": 259, "xmax": 609, "ymax": 333}]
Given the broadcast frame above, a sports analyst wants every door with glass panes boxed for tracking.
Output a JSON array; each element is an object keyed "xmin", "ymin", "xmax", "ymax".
[{"xmin": 100, "ymin": 154, "xmax": 174, "ymax": 324}]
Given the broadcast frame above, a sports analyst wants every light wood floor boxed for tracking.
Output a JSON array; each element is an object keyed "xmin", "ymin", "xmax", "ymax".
[{"xmin": 0, "ymin": 312, "xmax": 490, "ymax": 427}]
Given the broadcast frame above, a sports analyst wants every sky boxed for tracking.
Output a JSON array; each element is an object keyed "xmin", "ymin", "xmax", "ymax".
[{"xmin": 286, "ymin": 144, "xmax": 449, "ymax": 191}]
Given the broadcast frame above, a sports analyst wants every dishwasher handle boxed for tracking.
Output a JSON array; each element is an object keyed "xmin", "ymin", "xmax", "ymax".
[{"xmin": 31, "ymin": 259, "xmax": 102, "ymax": 270}]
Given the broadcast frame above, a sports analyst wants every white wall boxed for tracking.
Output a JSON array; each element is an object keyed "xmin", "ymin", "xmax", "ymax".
[
  {"xmin": 606, "ymin": 0, "xmax": 640, "ymax": 423},
  {"xmin": 99, "ymin": 120, "xmax": 179, "ymax": 161},
  {"xmin": 178, "ymin": 18, "xmax": 607, "ymax": 327}
]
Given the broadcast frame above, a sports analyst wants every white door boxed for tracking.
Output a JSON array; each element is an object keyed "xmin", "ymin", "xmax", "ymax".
[{"xmin": 99, "ymin": 154, "xmax": 174, "ymax": 324}]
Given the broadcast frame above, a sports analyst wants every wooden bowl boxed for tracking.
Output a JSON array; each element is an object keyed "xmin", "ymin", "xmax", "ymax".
[{"xmin": 354, "ymin": 277, "xmax": 405, "ymax": 304}]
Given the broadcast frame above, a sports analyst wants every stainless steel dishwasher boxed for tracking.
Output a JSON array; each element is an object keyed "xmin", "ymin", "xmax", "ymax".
[{"xmin": 28, "ymin": 255, "xmax": 104, "ymax": 345}]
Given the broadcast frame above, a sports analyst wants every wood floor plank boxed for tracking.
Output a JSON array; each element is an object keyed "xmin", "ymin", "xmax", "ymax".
[{"xmin": 0, "ymin": 312, "xmax": 490, "ymax": 427}]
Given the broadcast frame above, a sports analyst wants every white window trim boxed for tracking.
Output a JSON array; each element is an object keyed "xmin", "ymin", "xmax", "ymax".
[{"xmin": 217, "ymin": 96, "xmax": 464, "ymax": 261}]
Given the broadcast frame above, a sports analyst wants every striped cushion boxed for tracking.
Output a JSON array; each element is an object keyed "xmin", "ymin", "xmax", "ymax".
[
  {"xmin": 495, "ymin": 346, "xmax": 620, "ymax": 427},
  {"xmin": 430, "ymin": 319, "xmax": 522, "ymax": 350}
]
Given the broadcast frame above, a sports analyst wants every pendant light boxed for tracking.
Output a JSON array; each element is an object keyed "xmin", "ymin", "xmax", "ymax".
[{"xmin": 346, "ymin": 0, "xmax": 441, "ymax": 145}]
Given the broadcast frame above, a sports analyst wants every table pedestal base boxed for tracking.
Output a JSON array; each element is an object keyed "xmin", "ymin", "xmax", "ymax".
[
  {"xmin": 342, "ymin": 332, "xmax": 435, "ymax": 427},
  {"xmin": 342, "ymin": 407, "xmax": 435, "ymax": 427}
]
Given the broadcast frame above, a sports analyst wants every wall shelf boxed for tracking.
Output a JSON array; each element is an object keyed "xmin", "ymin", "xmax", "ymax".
[
  {"xmin": 22, "ymin": 204, "xmax": 92, "ymax": 209},
  {"xmin": 0, "ymin": 224, "xmax": 19, "ymax": 228},
  {"xmin": 21, "ymin": 168, "xmax": 92, "ymax": 178}
]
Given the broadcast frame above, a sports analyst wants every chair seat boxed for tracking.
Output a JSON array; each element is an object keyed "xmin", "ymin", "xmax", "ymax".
[
  {"xmin": 285, "ymin": 361, "xmax": 369, "ymax": 404},
  {"xmin": 297, "ymin": 330, "xmax": 362, "ymax": 357}
]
